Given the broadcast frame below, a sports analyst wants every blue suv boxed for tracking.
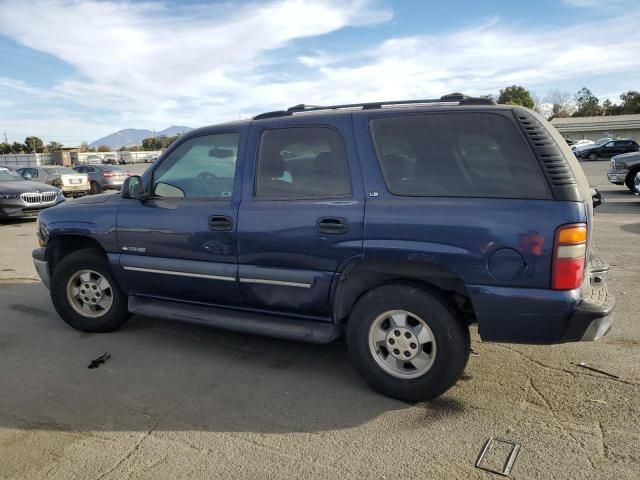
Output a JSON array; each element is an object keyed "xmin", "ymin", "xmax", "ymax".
[{"xmin": 33, "ymin": 94, "xmax": 613, "ymax": 402}]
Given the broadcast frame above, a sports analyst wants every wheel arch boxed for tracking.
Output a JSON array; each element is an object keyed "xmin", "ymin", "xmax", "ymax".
[
  {"xmin": 47, "ymin": 235, "xmax": 106, "ymax": 276},
  {"xmin": 332, "ymin": 259, "xmax": 474, "ymax": 324}
]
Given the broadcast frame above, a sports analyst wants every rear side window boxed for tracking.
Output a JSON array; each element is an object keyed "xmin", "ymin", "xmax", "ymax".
[
  {"xmin": 370, "ymin": 112, "xmax": 550, "ymax": 199},
  {"xmin": 255, "ymin": 126, "xmax": 351, "ymax": 198}
]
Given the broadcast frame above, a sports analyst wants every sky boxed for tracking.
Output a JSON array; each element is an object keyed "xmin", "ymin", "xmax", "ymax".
[{"xmin": 0, "ymin": 0, "xmax": 639, "ymax": 145}]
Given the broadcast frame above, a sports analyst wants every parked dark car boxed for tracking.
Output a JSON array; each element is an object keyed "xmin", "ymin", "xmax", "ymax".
[
  {"xmin": 607, "ymin": 151, "xmax": 640, "ymax": 191},
  {"xmin": 578, "ymin": 139, "xmax": 639, "ymax": 161},
  {"xmin": 0, "ymin": 167, "xmax": 63, "ymax": 219},
  {"xmin": 74, "ymin": 164, "xmax": 129, "ymax": 194},
  {"xmin": 102, "ymin": 154, "xmax": 118, "ymax": 165},
  {"xmin": 33, "ymin": 94, "xmax": 613, "ymax": 402}
]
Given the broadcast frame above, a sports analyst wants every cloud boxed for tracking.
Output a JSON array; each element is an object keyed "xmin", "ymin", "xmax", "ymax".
[{"xmin": 0, "ymin": 0, "xmax": 639, "ymax": 142}]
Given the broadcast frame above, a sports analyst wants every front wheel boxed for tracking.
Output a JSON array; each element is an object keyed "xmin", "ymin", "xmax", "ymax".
[
  {"xmin": 50, "ymin": 248, "xmax": 130, "ymax": 332},
  {"xmin": 346, "ymin": 285, "xmax": 470, "ymax": 402},
  {"xmin": 625, "ymin": 171, "xmax": 639, "ymax": 192},
  {"xmin": 588, "ymin": 152, "xmax": 598, "ymax": 161}
]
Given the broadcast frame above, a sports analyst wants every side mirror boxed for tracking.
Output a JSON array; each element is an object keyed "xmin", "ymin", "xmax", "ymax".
[{"xmin": 122, "ymin": 175, "xmax": 145, "ymax": 199}]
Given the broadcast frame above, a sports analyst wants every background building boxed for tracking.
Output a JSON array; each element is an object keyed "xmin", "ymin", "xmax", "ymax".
[{"xmin": 551, "ymin": 114, "xmax": 640, "ymax": 142}]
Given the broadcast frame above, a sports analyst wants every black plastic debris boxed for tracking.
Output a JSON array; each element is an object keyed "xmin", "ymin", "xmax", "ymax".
[
  {"xmin": 573, "ymin": 362, "xmax": 619, "ymax": 379},
  {"xmin": 88, "ymin": 352, "xmax": 111, "ymax": 369}
]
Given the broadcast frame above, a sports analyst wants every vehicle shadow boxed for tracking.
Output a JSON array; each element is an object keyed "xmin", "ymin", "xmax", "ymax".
[
  {"xmin": 0, "ymin": 217, "xmax": 37, "ymax": 226},
  {"xmin": 0, "ymin": 283, "xmax": 464, "ymax": 435}
]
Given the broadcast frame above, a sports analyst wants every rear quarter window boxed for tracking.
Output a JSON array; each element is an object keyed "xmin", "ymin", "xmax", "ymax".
[{"xmin": 370, "ymin": 112, "xmax": 551, "ymax": 199}]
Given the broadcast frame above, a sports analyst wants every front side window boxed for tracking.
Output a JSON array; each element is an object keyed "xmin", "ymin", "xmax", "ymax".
[
  {"xmin": 255, "ymin": 126, "xmax": 351, "ymax": 198},
  {"xmin": 152, "ymin": 133, "xmax": 240, "ymax": 198},
  {"xmin": 370, "ymin": 112, "xmax": 551, "ymax": 199}
]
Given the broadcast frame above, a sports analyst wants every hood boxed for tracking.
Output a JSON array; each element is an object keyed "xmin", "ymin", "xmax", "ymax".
[
  {"xmin": 612, "ymin": 151, "xmax": 640, "ymax": 163},
  {"xmin": 60, "ymin": 192, "xmax": 117, "ymax": 206},
  {"xmin": 0, "ymin": 180, "xmax": 60, "ymax": 194}
]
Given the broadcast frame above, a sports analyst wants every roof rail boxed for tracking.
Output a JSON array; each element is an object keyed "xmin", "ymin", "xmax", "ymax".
[{"xmin": 253, "ymin": 93, "xmax": 495, "ymax": 120}]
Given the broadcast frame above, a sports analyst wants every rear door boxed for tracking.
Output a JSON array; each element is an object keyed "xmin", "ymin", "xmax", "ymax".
[{"xmin": 237, "ymin": 115, "xmax": 365, "ymax": 319}]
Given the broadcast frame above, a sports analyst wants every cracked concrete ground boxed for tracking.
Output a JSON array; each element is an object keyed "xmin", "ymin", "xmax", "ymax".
[{"xmin": 0, "ymin": 161, "xmax": 639, "ymax": 479}]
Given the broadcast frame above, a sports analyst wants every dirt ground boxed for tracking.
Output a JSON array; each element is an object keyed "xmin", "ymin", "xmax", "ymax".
[{"xmin": 0, "ymin": 160, "xmax": 638, "ymax": 479}]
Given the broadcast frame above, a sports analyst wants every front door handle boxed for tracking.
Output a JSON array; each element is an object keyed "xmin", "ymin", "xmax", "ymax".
[
  {"xmin": 208, "ymin": 215, "xmax": 233, "ymax": 231},
  {"xmin": 317, "ymin": 217, "xmax": 348, "ymax": 235}
]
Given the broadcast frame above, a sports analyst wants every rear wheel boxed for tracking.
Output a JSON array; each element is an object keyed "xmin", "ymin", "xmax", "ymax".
[
  {"xmin": 588, "ymin": 152, "xmax": 598, "ymax": 161},
  {"xmin": 346, "ymin": 284, "xmax": 470, "ymax": 402},
  {"xmin": 51, "ymin": 248, "xmax": 130, "ymax": 332}
]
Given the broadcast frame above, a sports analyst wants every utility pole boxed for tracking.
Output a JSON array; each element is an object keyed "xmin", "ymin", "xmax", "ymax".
[{"xmin": 3, "ymin": 131, "xmax": 7, "ymax": 143}]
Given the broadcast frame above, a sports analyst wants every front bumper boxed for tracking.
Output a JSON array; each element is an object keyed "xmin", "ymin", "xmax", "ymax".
[
  {"xmin": 0, "ymin": 200, "xmax": 58, "ymax": 218},
  {"xmin": 62, "ymin": 185, "xmax": 90, "ymax": 195},
  {"xmin": 32, "ymin": 247, "xmax": 50, "ymax": 289},
  {"xmin": 607, "ymin": 169, "xmax": 628, "ymax": 185}
]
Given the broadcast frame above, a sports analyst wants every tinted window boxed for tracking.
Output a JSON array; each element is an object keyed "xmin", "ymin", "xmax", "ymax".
[
  {"xmin": 153, "ymin": 133, "xmax": 239, "ymax": 198},
  {"xmin": 255, "ymin": 127, "xmax": 351, "ymax": 198},
  {"xmin": 370, "ymin": 112, "xmax": 550, "ymax": 199}
]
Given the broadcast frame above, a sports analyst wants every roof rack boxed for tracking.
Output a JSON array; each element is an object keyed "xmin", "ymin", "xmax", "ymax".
[{"xmin": 253, "ymin": 93, "xmax": 495, "ymax": 120}]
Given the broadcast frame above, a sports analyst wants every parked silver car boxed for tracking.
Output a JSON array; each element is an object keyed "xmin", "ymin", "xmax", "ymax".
[
  {"xmin": 16, "ymin": 166, "xmax": 90, "ymax": 197},
  {"xmin": 73, "ymin": 164, "xmax": 129, "ymax": 194},
  {"xmin": 0, "ymin": 167, "xmax": 63, "ymax": 219}
]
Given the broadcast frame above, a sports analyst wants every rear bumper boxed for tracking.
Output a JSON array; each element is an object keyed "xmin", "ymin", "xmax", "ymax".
[{"xmin": 468, "ymin": 256, "xmax": 614, "ymax": 344}]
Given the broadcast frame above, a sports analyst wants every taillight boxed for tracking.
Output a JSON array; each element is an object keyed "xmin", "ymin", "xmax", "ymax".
[
  {"xmin": 101, "ymin": 172, "xmax": 116, "ymax": 177},
  {"xmin": 552, "ymin": 224, "xmax": 587, "ymax": 290}
]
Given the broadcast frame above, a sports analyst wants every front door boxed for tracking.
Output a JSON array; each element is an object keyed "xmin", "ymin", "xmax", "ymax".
[
  {"xmin": 116, "ymin": 130, "xmax": 244, "ymax": 306},
  {"xmin": 237, "ymin": 116, "xmax": 365, "ymax": 319}
]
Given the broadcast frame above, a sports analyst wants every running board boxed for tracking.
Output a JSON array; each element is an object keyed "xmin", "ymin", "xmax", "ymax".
[{"xmin": 128, "ymin": 296, "xmax": 340, "ymax": 344}]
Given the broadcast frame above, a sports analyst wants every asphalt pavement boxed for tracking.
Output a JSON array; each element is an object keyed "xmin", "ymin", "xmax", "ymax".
[{"xmin": 0, "ymin": 160, "xmax": 638, "ymax": 479}]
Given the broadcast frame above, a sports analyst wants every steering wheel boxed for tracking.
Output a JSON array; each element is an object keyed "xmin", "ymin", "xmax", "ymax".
[{"xmin": 197, "ymin": 171, "xmax": 218, "ymax": 179}]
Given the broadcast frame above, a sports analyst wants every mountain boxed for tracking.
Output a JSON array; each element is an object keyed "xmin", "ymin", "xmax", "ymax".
[{"xmin": 89, "ymin": 126, "xmax": 193, "ymax": 149}]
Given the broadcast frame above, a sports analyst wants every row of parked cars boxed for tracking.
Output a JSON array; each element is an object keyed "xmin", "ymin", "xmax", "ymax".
[
  {"xmin": 0, "ymin": 164, "xmax": 130, "ymax": 219},
  {"xmin": 568, "ymin": 137, "xmax": 640, "ymax": 161}
]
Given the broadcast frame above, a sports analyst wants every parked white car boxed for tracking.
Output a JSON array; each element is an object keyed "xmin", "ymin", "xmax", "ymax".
[{"xmin": 570, "ymin": 139, "xmax": 594, "ymax": 152}]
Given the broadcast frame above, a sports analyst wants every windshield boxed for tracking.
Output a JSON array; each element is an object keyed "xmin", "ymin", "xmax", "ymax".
[
  {"xmin": 44, "ymin": 167, "xmax": 77, "ymax": 175},
  {"xmin": 0, "ymin": 171, "xmax": 19, "ymax": 182},
  {"xmin": 595, "ymin": 138, "xmax": 611, "ymax": 146}
]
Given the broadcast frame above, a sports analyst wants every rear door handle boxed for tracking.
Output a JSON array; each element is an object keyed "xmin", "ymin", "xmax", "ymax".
[
  {"xmin": 208, "ymin": 215, "xmax": 233, "ymax": 231},
  {"xmin": 317, "ymin": 217, "xmax": 348, "ymax": 234}
]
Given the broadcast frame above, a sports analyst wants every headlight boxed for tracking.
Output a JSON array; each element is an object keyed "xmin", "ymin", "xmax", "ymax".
[
  {"xmin": 57, "ymin": 191, "xmax": 65, "ymax": 201},
  {"xmin": 0, "ymin": 193, "xmax": 18, "ymax": 199}
]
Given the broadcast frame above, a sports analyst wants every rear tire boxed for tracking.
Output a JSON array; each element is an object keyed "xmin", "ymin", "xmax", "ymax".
[
  {"xmin": 346, "ymin": 284, "xmax": 470, "ymax": 402},
  {"xmin": 90, "ymin": 181, "xmax": 102, "ymax": 195},
  {"xmin": 50, "ymin": 248, "xmax": 130, "ymax": 332}
]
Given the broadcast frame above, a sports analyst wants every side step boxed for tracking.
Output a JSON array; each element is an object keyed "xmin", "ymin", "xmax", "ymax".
[{"xmin": 128, "ymin": 296, "xmax": 341, "ymax": 344}]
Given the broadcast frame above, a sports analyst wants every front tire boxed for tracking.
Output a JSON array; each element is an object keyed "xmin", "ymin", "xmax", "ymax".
[
  {"xmin": 588, "ymin": 152, "xmax": 598, "ymax": 161},
  {"xmin": 50, "ymin": 248, "xmax": 130, "ymax": 332},
  {"xmin": 625, "ymin": 171, "xmax": 639, "ymax": 192},
  {"xmin": 346, "ymin": 285, "xmax": 470, "ymax": 402}
]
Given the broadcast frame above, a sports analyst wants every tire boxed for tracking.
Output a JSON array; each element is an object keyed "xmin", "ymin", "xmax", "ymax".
[
  {"xmin": 90, "ymin": 181, "xmax": 102, "ymax": 195},
  {"xmin": 625, "ymin": 171, "xmax": 639, "ymax": 191},
  {"xmin": 50, "ymin": 248, "xmax": 130, "ymax": 332},
  {"xmin": 588, "ymin": 152, "xmax": 598, "ymax": 161},
  {"xmin": 346, "ymin": 284, "xmax": 470, "ymax": 402}
]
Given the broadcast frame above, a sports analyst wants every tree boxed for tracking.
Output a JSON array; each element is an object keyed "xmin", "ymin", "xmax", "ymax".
[
  {"xmin": 619, "ymin": 90, "xmax": 640, "ymax": 114},
  {"xmin": 97, "ymin": 144, "xmax": 112, "ymax": 152},
  {"xmin": 545, "ymin": 89, "xmax": 574, "ymax": 119},
  {"xmin": 602, "ymin": 99, "xmax": 621, "ymax": 116},
  {"xmin": 44, "ymin": 141, "xmax": 63, "ymax": 152},
  {"xmin": 497, "ymin": 85, "xmax": 535, "ymax": 109},
  {"xmin": 79, "ymin": 142, "xmax": 90, "ymax": 152},
  {"xmin": 0, "ymin": 142, "xmax": 10, "ymax": 154},
  {"xmin": 573, "ymin": 87, "xmax": 601, "ymax": 117},
  {"xmin": 24, "ymin": 136, "xmax": 44, "ymax": 153},
  {"xmin": 10, "ymin": 142, "xmax": 25, "ymax": 153}
]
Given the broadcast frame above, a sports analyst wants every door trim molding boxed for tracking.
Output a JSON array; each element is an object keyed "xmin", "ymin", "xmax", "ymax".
[
  {"xmin": 239, "ymin": 277, "xmax": 312, "ymax": 288},
  {"xmin": 123, "ymin": 266, "xmax": 235, "ymax": 282}
]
